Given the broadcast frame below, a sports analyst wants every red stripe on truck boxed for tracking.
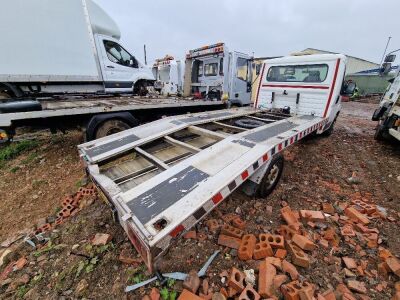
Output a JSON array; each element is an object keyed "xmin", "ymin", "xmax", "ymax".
[
  {"xmin": 323, "ymin": 59, "xmax": 340, "ymax": 118},
  {"xmin": 254, "ymin": 64, "xmax": 266, "ymax": 109}
]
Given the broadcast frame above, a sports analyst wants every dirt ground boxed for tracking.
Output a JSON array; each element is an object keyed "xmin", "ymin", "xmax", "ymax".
[{"xmin": 0, "ymin": 100, "xmax": 399, "ymax": 299}]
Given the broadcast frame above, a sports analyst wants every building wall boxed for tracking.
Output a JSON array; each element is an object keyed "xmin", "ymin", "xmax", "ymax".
[{"xmin": 296, "ymin": 48, "xmax": 379, "ymax": 74}]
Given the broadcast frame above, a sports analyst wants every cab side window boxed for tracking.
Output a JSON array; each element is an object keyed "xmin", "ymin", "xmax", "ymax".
[
  {"xmin": 103, "ymin": 40, "xmax": 138, "ymax": 68},
  {"xmin": 236, "ymin": 58, "xmax": 248, "ymax": 81}
]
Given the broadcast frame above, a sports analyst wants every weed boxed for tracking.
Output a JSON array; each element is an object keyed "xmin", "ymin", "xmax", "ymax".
[
  {"xmin": 75, "ymin": 256, "xmax": 99, "ymax": 278},
  {"xmin": 10, "ymin": 166, "xmax": 20, "ymax": 173},
  {"xmin": 160, "ymin": 287, "xmax": 177, "ymax": 300},
  {"xmin": 22, "ymin": 152, "xmax": 38, "ymax": 164},
  {"xmin": 16, "ymin": 285, "xmax": 29, "ymax": 298},
  {"xmin": 0, "ymin": 140, "xmax": 38, "ymax": 164},
  {"xmin": 32, "ymin": 179, "xmax": 48, "ymax": 188}
]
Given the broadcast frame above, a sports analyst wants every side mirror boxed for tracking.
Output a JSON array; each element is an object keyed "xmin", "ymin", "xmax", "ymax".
[
  {"xmin": 341, "ymin": 80, "xmax": 356, "ymax": 96},
  {"xmin": 385, "ymin": 54, "xmax": 396, "ymax": 63}
]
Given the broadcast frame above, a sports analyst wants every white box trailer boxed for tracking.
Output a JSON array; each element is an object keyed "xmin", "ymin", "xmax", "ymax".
[
  {"xmin": 0, "ymin": 0, "xmax": 154, "ymax": 99},
  {"xmin": 152, "ymin": 56, "xmax": 184, "ymax": 96},
  {"xmin": 78, "ymin": 54, "xmax": 355, "ymax": 272}
]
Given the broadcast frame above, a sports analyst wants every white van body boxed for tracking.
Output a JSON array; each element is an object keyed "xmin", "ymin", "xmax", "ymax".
[
  {"xmin": 0, "ymin": 0, "xmax": 154, "ymax": 97},
  {"xmin": 152, "ymin": 57, "xmax": 184, "ymax": 96},
  {"xmin": 183, "ymin": 43, "xmax": 253, "ymax": 106},
  {"xmin": 255, "ymin": 54, "xmax": 347, "ymax": 131}
]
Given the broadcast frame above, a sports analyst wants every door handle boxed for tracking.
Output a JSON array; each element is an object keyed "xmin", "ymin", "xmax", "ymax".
[{"xmin": 107, "ymin": 65, "xmax": 115, "ymax": 69}]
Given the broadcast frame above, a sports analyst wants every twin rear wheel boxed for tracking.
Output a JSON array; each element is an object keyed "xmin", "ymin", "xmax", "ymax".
[{"xmin": 94, "ymin": 119, "xmax": 132, "ymax": 139}]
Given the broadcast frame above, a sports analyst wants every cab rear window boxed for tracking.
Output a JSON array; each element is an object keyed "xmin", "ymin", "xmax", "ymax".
[{"xmin": 266, "ymin": 64, "xmax": 328, "ymax": 83}]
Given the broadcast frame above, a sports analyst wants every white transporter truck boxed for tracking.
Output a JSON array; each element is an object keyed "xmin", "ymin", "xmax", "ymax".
[
  {"xmin": 372, "ymin": 67, "xmax": 400, "ymax": 141},
  {"xmin": 78, "ymin": 54, "xmax": 354, "ymax": 272},
  {"xmin": 152, "ymin": 56, "xmax": 184, "ymax": 96},
  {"xmin": 183, "ymin": 43, "xmax": 253, "ymax": 106},
  {"xmin": 0, "ymin": 0, "xmax": 225, "ymax": 141}
]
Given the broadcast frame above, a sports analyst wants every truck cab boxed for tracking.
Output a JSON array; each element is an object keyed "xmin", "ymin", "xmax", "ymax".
[
  {"xmin": 183, "ymin": 43, "xmax": 253, "ymax": 106},
  {"xmin": 152, "ymin": 56, "xmax": 183, "ymax": 96}
]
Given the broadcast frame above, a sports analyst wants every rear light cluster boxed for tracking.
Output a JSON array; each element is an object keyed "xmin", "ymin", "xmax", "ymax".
[{"xmin": 186, "ymin": 43, "xmax": 225, "ymax": 59}]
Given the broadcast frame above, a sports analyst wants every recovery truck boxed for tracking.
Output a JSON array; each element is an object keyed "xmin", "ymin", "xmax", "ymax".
[
  {"xmin": 152, "ymin": 56, "xmax": 184, "ymax": 96},
  {"xmin": 183, "ymin": 43, "xmax": 253, "ymax": 106},
  {"xmin": 372, "ymin": 54, "xmax": 400, "ymax": 141},
  {"xmin": 78, "ymin": 53, "xmax": 355, "ymax": 272},
  {"xmin": 0, "ymin": 0, "xmax": 225, "ymax": 141}
]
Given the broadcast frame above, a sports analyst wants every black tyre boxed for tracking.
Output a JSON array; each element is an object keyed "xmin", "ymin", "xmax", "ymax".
[
  {"xmin": 322, "ymin": 120, "xmax": 336, "ymax": 137},
  {"xmin": 257, "ymin": 153, "xmax": 284, "ymax": 198},
  {"xmin": 234, "ymin": 118, "xmax": 265, "ymax": 129},
  {"xmin": 374, "ymin": 124, "xmax": 386, "ymax": 141},
  {"xmin": 95, "ymin": 119, "xmax": 132, "ymax": 139}
]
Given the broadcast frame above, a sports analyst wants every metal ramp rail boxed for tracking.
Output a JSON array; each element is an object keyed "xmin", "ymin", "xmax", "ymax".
[{"xmin": 78, "ymin": 108, "xmax": 327, "ymax": 271}]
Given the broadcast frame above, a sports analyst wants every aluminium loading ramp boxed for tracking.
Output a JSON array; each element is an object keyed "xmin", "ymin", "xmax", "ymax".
[{"xmin": 78, "ymin": 107, "xmax": 328, "ymax": 271}]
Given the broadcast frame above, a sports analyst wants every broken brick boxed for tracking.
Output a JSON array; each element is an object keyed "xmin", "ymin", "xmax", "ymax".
[
  {"xmin": 239, "ymin": 284, "xmax": 260, "ymax": 300},
  {"xmin": 228, "ymin": 267, "xmax": 246, "ymax": 293},
  {"xmin": 220, "ymin": 224, "xmax": 244, "ymax": 239},
  {"xmin": 218, "ymin": 234, "xmax": 242, "ymax": 249},
  {"xmin": 292, "ymin": 234, "xmax": 316, "ymax": 251},
  {"xmin": 150, "ymin": 288, "xmax": 160, "ymax": 300},
  {"xmin": 253, "ymin": 242, "xmax": 273, "ymax": 260},
  {"xmin": 342, "ymin": 257, "xmax": 357, "ymax": 270},
  {"xmin": 298, "ymin": 282, "xmax": 315, "ymax": 300},
  {"xmin": 178, "ymin": 289, "xmax": 204, "ymax": 300},
  {"xmin": 321, "ymin": 289, "xmax": 336, "ymax": 300},
  {"xmin": 91, "ymin": 233, "xmax": 112, "ymax": 246},
  {"xmin": 238, "ymin": 234, "xmax": 256, "ymax": 261},
  {"xmin": 275, "ymin": 249, "xmax": 287, "ymax": 259},
  {"xmin": 344, "ymin": 207, "xmax": 369, "ymax": 225},
  {"xmin": 265, "ymin": 257, "xmax": 283, "ymax": 270},
  {"xmin": 347, "ymin": 280, "xmax": 367, "ymax": 294},
  {"xmin": 386, "ymin": 257, "xmax": 400, "ymax": 276},
  {"xmin": 118, "ymin": 249, "xmax": 142, "ymax": 265},
  {"xmin": 13, "ymin": 257, "xmax": 27, "ymax": 271},
  {"xmin": 322, "ymin": 203, "xmax": 335, "ymax": 214},
  {"xmin": 340, "ymin": 224, "xmax": 356, "ymax": 237},
  {"xmin": 183, "ymin": 231, "xmax": 197, "ymax": 239},
  {"xmin": 282, "ymin": 260, "xmax": 299, "ymax": 280},
  {"xmin": 281, "ymin": 206, "xmax": 301, "ymax": 231},
  {"xmin": 319, "ymin": 239, "xmax": 329, "ymax": 248},
  {"xmin": 232, "ymin": 217, "xmax": 246, "ymax": 230},
  {"xmin": 279, "ymin": 225, "xmax": 299, "ymax": 241},
  {"xmin": 300, "ymin": 210, "xmax": 325, "ymax": 221},
  {"xmin": 258, "ymin": 261, "xmax": 276, "ymax": 298},
  {"xmin": 286, "ymin": 241, "xmax": 310, "ymax": 268},
  {"xmin": 205, "ymin": 219, "xmax": 220, "ymax": 233},
  {"xmin": 260, "ymin": 233, "xmax": 284, "ymax": 249},
  {"xmin": 273, "ymin": 274, "xmax": 289, "ymax": 290},
  {"xmin": 183, "ymin": 270, "xmax": 200, "ymax": 294}
]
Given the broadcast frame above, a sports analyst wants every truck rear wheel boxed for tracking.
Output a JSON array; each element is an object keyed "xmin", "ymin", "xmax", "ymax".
[
  {"xmin": 374, "ymin": 124, "xmax": 386, "ymax": 141},
  {"xmin": 95, "ymin": 119, "xmax": 132, "ymax": 139},
  {"xmin": 257, "ymin": 153, "xmax": 284, "ymax": 198}
]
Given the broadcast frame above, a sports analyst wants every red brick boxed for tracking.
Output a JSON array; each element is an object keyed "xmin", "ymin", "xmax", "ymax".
[
  {"xmin": 205, "ymin": 219, "xmax": 220, "ymax": 233},
  {"xmin": 260, "ymin": 233, "xmax": 284, "ymax": 249},
  {"xmin": 253, "ymin": 242, "xmax": 273, "ymax": 260},
  {"xmin": 377, "ymin": 262, "xmax": 388, "ymax": 278},
  {"xmin": 183, "ymin": 231, "xmax": 197, "ymax": 239},
  {"xmin": 273, "ymin": 274, "xmax": 289, "ymax": 290},
  {"xmin": 265, "ymin": 257, "xmax": 283, "ymax": 270},
  {"xmin": 14, "ymin": 257, "xmax": 27, "ymax": 271},
  {"xmin": 321, "ymin": 289, "xmax": 336, "ymax": 300},
  {"xmin": 281, "ymin": 281, "xmax": 302, "ymax": 300},
  {"xmin": 221, "ymin": 213, "xmax": 238, "ymax": 223},
  {"xmin": 228, "ymin": 267, "xmax": 246, "ymax": 293},
  {"xmin": 281, "ymin": 206, "xmax": 301, "ymax": 231},
  {"xmin": 340, "ymin": 224, "xmax": 356, "ymax": 237},
  {"xmin": 286, "ymin": 242, "xmax": 310, "ymax": 268},
  {"xmin": 298, "ymin": 282, "xmax": 315, "ymax": 300},
  {"xmin": 345, "ymin": 207, "xmax": 369, "ymax": 225},
  {"xmin": 220, "ymin": 224, "xmax": 244, "ymax": 239},
  {"xmin": 218, "ymin": 234, "xmax": 242, "ymax": 249},
  {"xmin": 239, "ymin": 284, "xmax": 260, "ymax": 300},
  {"xmin": 282, "ymin": 260, "xmax": 299, "ymax": 280},
  {"xmin": 91, "ymin": 233, "xmax": 112, "ymax": 246},
  {"xmin": 347, "ymin": 280, "xmax": 367, "ymax": 294},
  {"xmin": 386, "ymin": 257, "xmax": 400, "ymax": 276},
  {"xmin": 232, "ymin": 217, "xmax": 246, "ymax": 230},
  {"xmin": 275, "ymin": 249, "xmax": 287, "ymax": 259},
  {"xmin": 279, "ymin": 225, "xmax": 299, "ymax": 241},
  {"xmin": 300, "ymin": 210, "xmax": 325, "ymax": 221},
  {"xmin": 322, "ymin": 203, "xmax": 335, "ymax": 214},
  {"xmin": 238, "ymin": 234, "xmax": 256, "ymax": 261},
  {"xmin": 292, "ymin": 234, "xmax": 316, "ymax": 251},
  {"xmin": 258, "ymin": 261, "xmax": 276, "ymax": 298},
  {"xmin": 319, "ymin": 238, "xmax": 329, "ymax": 248},
  {"xmin": 150, "ymin": 288, "xmax": 160, "ymax": 300},
  {"xmin": 178, "ymin": 289, "xmax": 204, "ymax": 300},
  {"xmin": 342, "ymin": 257, "xmax": 357, "ymax": 270}
]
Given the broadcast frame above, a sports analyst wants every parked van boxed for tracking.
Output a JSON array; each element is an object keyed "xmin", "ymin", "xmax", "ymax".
[{"xmin": 152, "ymin": 56, "xmax": 183, "ymax": 96}]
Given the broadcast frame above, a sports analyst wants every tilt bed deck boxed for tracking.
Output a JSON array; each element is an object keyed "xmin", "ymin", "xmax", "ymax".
[
  {"xmin": 78, "ymin": 53, "xmax": 351, "ymax": 271},
  {"xmin": 78, "ymin": 107, "xmax": 328, "ymax": 271}
]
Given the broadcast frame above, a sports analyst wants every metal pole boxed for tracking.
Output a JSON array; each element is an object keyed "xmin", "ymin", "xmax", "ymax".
[
  {"xmin": 144, "ymin": 44, "xmax": 147, "ymax": 65},
  {"xmin": 379, "ymin": 36, "xmax": 392, "ymax": 67}
]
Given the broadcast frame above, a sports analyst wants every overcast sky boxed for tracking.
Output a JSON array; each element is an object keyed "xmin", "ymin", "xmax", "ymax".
[{"xmin": 95, "ymin": 0, "xmax": 398, "ymax": 65}]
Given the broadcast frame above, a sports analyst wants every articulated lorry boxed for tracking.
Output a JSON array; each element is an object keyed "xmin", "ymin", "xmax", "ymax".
[
  {"xmin": 78, "ymin": 54, "xmax": 355, "ymax": 272},
  {"xmin": 372, "ymin": 54, "xmax": 400, "ymax": 142},
  {"xmin": 0, "ymin": 0, "xmax": 226, "ymax": 141},
  {"xmin": 152, "ymin": 56, "xmax": 184, "ymax": 96},
  {"xmin": 183, "ymin": 43, "xmax": 253, "ymax": 106}
]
